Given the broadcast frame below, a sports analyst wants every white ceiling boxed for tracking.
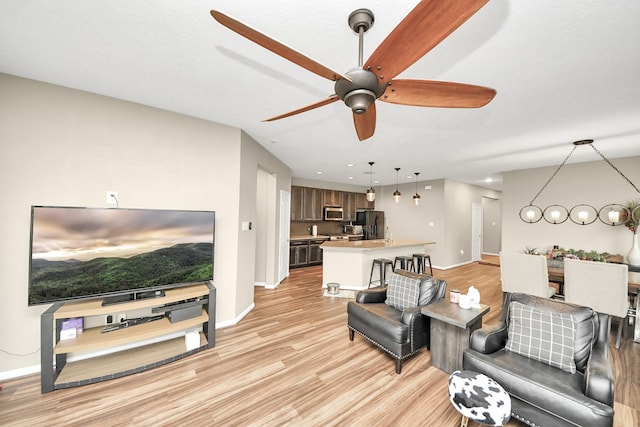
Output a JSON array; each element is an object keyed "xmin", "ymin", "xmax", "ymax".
[{"xmin": 2, "ymin": 1, "xmax": 639, "ymax": 190}]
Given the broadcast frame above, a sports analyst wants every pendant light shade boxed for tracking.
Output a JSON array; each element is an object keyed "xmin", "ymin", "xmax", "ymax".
[
  {"xmin": 413, "ymin": 172, "xmax": 421, "ymax": 206},
  {"xmin": 393, "ymin": 167, "xmax": 401, "ymax": 204},
  {"xmin": 366, "ymin": 161, "xmax": 376, "ymax": 202}
]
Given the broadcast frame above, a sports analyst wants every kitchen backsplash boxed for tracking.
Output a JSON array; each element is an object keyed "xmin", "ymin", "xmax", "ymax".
[{"xmin": 291, "ymin": 221, "xmax": 343, "ymax": 236}]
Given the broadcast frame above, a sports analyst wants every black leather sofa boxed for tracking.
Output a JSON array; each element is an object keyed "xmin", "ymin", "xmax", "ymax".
[
  {"xmin": 347, "ymin": 270, "xmax": 447, "ymax": 373},
  {"xmin": 463, "ymin": 293, "xmax": 614, "ymax": 427}
]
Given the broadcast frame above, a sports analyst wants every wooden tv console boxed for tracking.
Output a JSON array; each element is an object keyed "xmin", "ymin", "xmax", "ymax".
[{"xmin": 40, "ymin": 282, "xmax": 215, "ymax": 393}]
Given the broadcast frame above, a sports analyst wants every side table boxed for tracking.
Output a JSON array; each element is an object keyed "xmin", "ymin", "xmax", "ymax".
[{"xmin": 422, "ymin": 299, "xmax": 490, "ymax": 373}]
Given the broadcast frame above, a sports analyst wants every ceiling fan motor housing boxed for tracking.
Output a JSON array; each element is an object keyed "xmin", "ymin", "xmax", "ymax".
[{"xmin": 335, "ymin": 68, "xmax": 387, "ymax": 114}]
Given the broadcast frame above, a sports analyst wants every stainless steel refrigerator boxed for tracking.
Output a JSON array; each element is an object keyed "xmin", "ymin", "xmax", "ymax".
[{"xmin": 356, "ymin": 210, "xmax": 385, "ymax": 240}]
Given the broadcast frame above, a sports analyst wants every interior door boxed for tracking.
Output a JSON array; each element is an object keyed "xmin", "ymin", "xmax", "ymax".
[{"xmin": 471, "ymin": 202, "xmax": 482, "ymax": 261}]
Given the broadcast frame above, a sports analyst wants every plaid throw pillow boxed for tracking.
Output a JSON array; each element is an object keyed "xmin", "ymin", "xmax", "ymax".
[
  {"xmin": 506, "ymin": 301, "xmax": 577, "ymax": 373},
  {"xmin": 385, "ymin": 273, "xmax": 420, "ymax": 311}
]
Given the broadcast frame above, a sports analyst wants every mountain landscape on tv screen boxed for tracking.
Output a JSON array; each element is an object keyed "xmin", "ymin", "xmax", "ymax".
[{"xmin": 29, "ymin": 242, "xmax": 213, "ymax": 304}]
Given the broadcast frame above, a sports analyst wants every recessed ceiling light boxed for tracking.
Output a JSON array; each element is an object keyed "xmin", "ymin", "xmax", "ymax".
[
  {"xmin": 346, "ymin": 163, "xmax": 354, "ymax": 167},
  {"xmin": 348, "ymin": 176, "xmax": 354, "ymax": 180},
  {"xmin": 374, "ymin": 180, "xmax": 379, "ymax": 184},
  {"xmin": 485, "ymin": 178, "xmax": 493, "ymax": 183},
  {"xmin": 407, "ymin": 175, "xmax": 413, "ymax": 179},
  {"xmin": 316, "ymin": 171, "xmax": 323, "ymax": 175}
]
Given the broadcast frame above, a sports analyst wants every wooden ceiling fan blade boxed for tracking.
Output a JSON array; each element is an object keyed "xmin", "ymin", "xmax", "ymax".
[
  {"xmin": 365, "ymin": 0, "xmax": 489, "ymax": 85},
  {"xmin": 211, "ymin": 10, "xmax": 350, "ymax": 82},
  {"xmin": 380, "ymin": 79, "xmax": 496, "ymax": 108},
  {"xmin": 263, "ymin": 95, "xmax": 340, "ymax": 122},
  {"xmin": 353, "ymin": 103, "xmax": 376, "ymax": 141}
]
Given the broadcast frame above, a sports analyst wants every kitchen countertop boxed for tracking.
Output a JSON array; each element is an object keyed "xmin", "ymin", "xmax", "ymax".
[
  {"xmin": 321, "ymin": 239, "xmax": 435, "ymax": 251},
  {"xmin": 290, "ymin": 234, "xmax": 364, "ymax": 241},
  {"xmin": 290, "ymin": 235, "xmax": 330, "ymax": 241}
]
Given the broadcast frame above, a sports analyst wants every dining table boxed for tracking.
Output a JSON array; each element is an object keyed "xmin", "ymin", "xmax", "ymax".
[{"xmin": 547, "ymin": 266, "xmax": 640, "ymax": 294}]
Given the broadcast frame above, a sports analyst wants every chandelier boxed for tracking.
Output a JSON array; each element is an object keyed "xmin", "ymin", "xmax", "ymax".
[{"xmin": 519, "ymin": 139, "xmax": 640, "ymax": 225}]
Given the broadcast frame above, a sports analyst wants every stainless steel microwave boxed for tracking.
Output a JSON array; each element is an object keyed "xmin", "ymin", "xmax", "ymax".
[{"xmin": 324, "ymin": 206, "xmax": 344, "ymax": 221}]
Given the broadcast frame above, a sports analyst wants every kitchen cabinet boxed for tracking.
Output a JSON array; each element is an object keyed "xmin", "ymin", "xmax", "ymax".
[
  {"xmin": 355, "ymin": 192, "xmax": 375, "ymax": 210},
  {"xmin": 343, "ymin": 192, "xmax": 356, "ymax": 221},
  {"xmin": 291, "ymin": 186, "xmax": 304, "ymax": 221},
  {"xmin": 289, "ymin": 240, "xmax": 309, "ymax": 268},
  {"xmin": 303, "ymin": 187, "xmax": 323, "ymax": 221},
  {"xmin": 323, "ymin": 189, "xmax": 343, "ymax": 207},
  {"xmin": 308, "ymin": 239, "xmax": 326, "ymax": 265}
]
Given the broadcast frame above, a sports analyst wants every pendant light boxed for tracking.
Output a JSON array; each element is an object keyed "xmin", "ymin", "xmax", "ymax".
[
  {"xmin": 519, "ymin": 139, "xmax": 640, "ymax": 225},
  {"xmin": 413, "ymin": 172, "xmax": 421, "ymax": 206},
  {"xmin": 393, "ymin": 167, "xmax": 401, "ymax": 203},
  {"xmin": 366, "ymin": 161, "xmax": 376, "ymax": 202}
]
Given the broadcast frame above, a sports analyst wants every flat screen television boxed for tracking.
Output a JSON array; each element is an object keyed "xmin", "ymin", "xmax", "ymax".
[{"xmin": 28, "ymin": 206, "xmax": 215, "ymax": 306}]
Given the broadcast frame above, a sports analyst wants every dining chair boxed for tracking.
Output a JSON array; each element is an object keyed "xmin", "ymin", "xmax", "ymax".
[
  {"xmin": 499, "ymin": 251, "xmax": 556, "ymax": 298},
  {"xmin": 563, "ymin": 258, "xmax": 629, "ymax": 349}
]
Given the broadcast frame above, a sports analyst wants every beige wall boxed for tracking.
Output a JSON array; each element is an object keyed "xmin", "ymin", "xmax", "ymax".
[
  {"xmin": 0, "ymin": 74, "xmax": 290, "ymax": 376},
  {"xmin": 502, "ymin": 156, "xmax": 640, "ymax": 256},
  {"xmin": 378, "ymin": 179, "xmax": 501, "ymax": 268}
]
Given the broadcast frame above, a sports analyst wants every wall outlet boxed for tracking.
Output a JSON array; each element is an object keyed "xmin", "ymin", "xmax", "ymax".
[
  {"xmin": 117, "ymin": 313, "xmax": 127, "ymax": 323},
  {"xmin": 106, "ymin": 191, "xmax": 118, "ymax": 205}
]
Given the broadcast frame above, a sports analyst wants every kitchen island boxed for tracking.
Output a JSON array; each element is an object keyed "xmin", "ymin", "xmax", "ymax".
[{"xmin": 321, "ymin": 239, "xmax": 435, "ymax": 290}]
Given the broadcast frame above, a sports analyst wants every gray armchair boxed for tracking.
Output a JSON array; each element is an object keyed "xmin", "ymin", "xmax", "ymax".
[
  {"xmin": 463, "ymin": 293, "xmax": 614, "ymax": 427},
  {"xmin": 347, "ymin": 270, "xmax": 447, "ymax": 373}
]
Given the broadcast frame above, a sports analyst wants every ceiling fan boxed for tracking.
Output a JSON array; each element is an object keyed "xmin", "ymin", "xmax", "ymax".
[{"xmin": 210, "ymin": 0, "xmax": 496, "ymax": 141}]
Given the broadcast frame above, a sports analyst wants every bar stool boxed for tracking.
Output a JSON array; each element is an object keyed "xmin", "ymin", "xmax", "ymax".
[
  {"xmin": 393, "ymin": 255, "xmax": 415, "ymax": 272},
  {"xmin": 413, "ymin": 253, "xmax": 433, "ymax": 276},
  {"xmin": 369, "ymin": 258, "xmax": 394, "ymax": 288}
]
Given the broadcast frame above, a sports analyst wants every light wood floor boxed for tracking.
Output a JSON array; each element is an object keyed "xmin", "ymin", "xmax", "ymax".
[{"xmin": 1, "ymin": 262, "xmax": 638, "ymax": 426}]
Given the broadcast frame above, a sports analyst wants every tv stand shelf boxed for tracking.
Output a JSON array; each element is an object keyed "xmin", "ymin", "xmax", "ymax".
[{"xmin": 40, "ymin": 282, "xmax": 216, "ymax": 393}]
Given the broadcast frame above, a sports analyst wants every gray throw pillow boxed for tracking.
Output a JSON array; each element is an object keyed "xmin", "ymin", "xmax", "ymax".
[
  {"xmin": 506, "ymin": 301, "xmax": 577, "ymax": 374},
  {"xmin": 385, "ymin": 272, "xmax": 420, "ymax": 311}
]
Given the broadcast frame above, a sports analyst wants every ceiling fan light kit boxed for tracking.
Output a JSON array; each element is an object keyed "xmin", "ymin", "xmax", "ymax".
[
  {"xmin": 519, "ymin": 139, "xmax": 640, "ymax": 225},
  {"xmin": 211, "ymin": 0, "xmax": 496, "ymax": 141}
]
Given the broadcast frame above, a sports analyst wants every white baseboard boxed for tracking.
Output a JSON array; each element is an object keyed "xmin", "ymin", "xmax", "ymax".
[
  {"xmin": 0, "ymin": 365, "xmax": 40, "ymax": 382},
  {"xmin": 436, "ymin": 260, "xmax": 474, "ymax": 270},
  {"xmin": 216, "ymin": 303, "xmax": 255, "ymax": 328}
]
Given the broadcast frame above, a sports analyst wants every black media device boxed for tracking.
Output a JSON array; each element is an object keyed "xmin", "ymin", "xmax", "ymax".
[{"xmin": 28, "ymin": 206, "xmax": 215, "ymax": 306}]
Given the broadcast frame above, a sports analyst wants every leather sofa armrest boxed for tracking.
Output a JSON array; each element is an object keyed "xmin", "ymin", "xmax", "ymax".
[
  {"xmin": 355, "ymin": 288, "xmax": 387, "ymax": 304},
  {"xmin": 469, "ymin": 322, "xmax": 508, "ymax": 354},
  {"xmin": 401, "ymin": 306, "xmax": 422, "ymax": 325},
  {"xmin": 584, "ymin": 313, "xmax": 614, "ymax": 406}
]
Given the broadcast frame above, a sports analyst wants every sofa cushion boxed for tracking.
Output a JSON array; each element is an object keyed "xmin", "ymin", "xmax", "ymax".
[
  {"xmin": 385, "ymin": 272, "xmax": 420, "ymax": 311},
  {"xmin": 507, "ymin": 293, "xmax": 596, "ymax": 373},
  {"xmin": 506, "ymin": 301, "xmax": 577, "ymax": 374},
  {"xmin": 393, "ymin": 269, "xmax": 440, "ymax": 305}
]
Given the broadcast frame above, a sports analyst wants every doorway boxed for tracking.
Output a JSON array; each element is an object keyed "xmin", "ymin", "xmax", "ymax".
[{"xmin": 255, "ymin": 167, "xmax": 277, "ymax": 288}]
